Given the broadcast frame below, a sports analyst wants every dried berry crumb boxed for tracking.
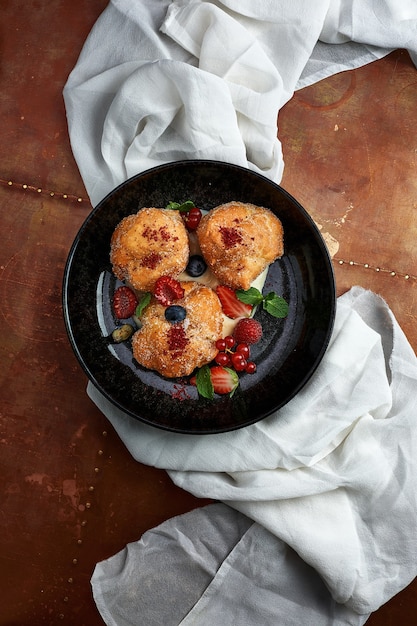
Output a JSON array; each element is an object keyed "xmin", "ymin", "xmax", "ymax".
[
  {"xmin": 142, "ymin": 226, "xmax": 159, "ymax": 242},
  {"xmin": 167, "ymin": 325, "xmax": 189, "ymax": 356},
  {"xmin": 140, "ymin": 252, "xmax": 162, "ymax": 269},
  {"xmin": 171, "ymin": 382, "xmax": 192, "ymax": 401},
  {"xmin": 219, "ymin": 226, "xmax": 243, "ymax": 248}
]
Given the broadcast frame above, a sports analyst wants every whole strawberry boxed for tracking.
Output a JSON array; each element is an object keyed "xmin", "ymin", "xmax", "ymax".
[{"xmin": 233, "ymin": 318, "xmax": 263, "ymax": 345}]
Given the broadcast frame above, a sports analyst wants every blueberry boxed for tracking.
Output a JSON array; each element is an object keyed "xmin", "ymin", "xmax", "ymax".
[
  {"xmin": 165, "ymin": 305, "xmax": 187, "ymax": 323},
  {"xmin": 186, "ymin": 254, "xmax": 207, "ymax": 277}
]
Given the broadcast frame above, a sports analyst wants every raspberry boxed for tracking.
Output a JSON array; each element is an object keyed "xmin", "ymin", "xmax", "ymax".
[
  {"xmin": 153, "ymin": 276, "xmax": 184, "ymax": 306},
  {"xmin": 112, "ymin": 286, "xmax": 138, "ymax": 319},
  {"xmin": 233, "ymin": 318, "xmax": 263, "ymax": 345}
]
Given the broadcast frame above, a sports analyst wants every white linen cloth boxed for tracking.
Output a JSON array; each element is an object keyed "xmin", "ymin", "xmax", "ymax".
[
  {"xmin": 63, "ymin": 1, "xmax": 417, "ymax": 624},
  {"xmin": 92, "ymin": 504, "xmax": 370, "ymax": 626},
  {"xmin": 89, "ymin": 286, "xmax": 417, "ymax": 624},
  {"xmin": 63, "ymin": 0, "xmax": 417, "ymax": 207}
]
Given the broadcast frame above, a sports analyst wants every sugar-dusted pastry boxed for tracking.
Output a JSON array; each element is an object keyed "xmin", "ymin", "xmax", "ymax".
[
  {"xmin": 196, "ymin": 201, "xmax": 284, "ymax": 290},
  {"xmin": 132, "ymin": 281, "xmax": 223, "ymax": 378},
  {"xmin": 110, "ymin": 207, "xmax": 189, "ymax": 292}
]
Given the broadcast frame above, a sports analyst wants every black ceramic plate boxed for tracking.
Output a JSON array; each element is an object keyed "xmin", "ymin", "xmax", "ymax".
[{"xmin": 63, "ymin": 160, "xmax": 335, "ymax": 434}]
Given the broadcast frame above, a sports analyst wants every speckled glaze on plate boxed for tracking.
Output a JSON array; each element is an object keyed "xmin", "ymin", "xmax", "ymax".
[{"xmin": 63, "ymin": 160, "xmax": 336, "ymax": 434}]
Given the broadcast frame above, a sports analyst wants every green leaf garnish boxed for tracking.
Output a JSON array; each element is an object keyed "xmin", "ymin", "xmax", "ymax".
[
  {"xmin": 195, "ymin": 364, "xmax": 214, "ymax": 399},
  {"xmin": 235, "ymin": 287, "xmax": 264, "ymax": 307},
  {"xmin": 165, "ymin": 200, "xmax": 195, "ymax": 212},
  {"xmin": 236, "ymin": 287, "xmax": 288, "ymax": 318},
  {"xmin": 135, "ymin": 292, "xmax": 151, "ymax": 317},
  {"xmin": 263, "ymin": 292, "xmax": 289, "ymax": 318}
]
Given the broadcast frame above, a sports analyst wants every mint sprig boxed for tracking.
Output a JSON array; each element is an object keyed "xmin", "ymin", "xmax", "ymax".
[
  {"xmin": 195, "ymin": 364, "xmax": 214, "ymax": 399},
  {"xmin": 236, "ymin": 287, "xmax": 289, "ymax": 318},
  {"xmin": 165, "ymin": 200, "xmax": 195, "ymax": 212},
  {"xmin": 135, "ymin": 292, "xmax": 151, "ymax": 317}
]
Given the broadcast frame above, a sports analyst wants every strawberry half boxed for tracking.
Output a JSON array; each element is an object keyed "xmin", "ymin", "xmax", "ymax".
[
  {"xmin": 153, "ymin": 276, "xmax": 185, "ymax": 306},
  {"xmin": 210, "ymin": 366, "xmax": 239, "ymax": 396},
  {"xmin": 216, "ymin": 285, "xmax": 252, "ymax": 319},
  {"xmin": 112, "ymin": 286, "xmax": 138, "ymax": 319},
  {"xmin": 190, "ymin": 364, "xmax": 239, "ymax": 398}
]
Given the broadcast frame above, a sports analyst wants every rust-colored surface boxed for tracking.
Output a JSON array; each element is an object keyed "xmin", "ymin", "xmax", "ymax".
[
  {"xmin": 280, "ymin": 51, "xmax": 417, "ymax": 350},
  {"xmin": 0, "ymin": 1, "xmax": 416, "ymax": 624}
]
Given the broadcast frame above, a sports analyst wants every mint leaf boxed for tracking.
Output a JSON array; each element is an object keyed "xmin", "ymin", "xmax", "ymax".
[
  {"xmin": 165, "ymin": 200, "xmax": 195, "ymax": 212},
  {"xmin": 237, "ymin": 287, "xmax": 288, "ymax": 319},
  {"xmin": 263, "ymin": 293, "xmax": 289, "ymax": 318},
  {"xmin": 236, "ymin": 287, "xmax": 264, "ymax": 307},
  {"xmin": 196, "ymin": 365, "xmax": 214, "ymax": 399},
  {"xmin": 135, "ymin": 292, "xmax": 151, "ymax": 317}
]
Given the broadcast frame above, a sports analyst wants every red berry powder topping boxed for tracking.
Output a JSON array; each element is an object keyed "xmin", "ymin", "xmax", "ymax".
[
  {"xmin": 140, "ymin": 252, "xmax": 162, "ymax": 269},
  {"xmin": 167, "ymin": 325, "xmax": 189, "ymax": 357},
  {"xmin": 219, "ymin": 226, "xmax": 243, "ymax": 248},
  {"xmin": 142, "ymin": 225, "xmax": 178, "ymax": 242}
]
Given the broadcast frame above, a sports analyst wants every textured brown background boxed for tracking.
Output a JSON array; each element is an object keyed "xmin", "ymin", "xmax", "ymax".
[{"xmin": 0, "ymin": 1, "xmax": 416, "ymax": 624}]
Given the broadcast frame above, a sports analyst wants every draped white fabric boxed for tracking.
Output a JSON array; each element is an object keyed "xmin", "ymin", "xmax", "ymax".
[
  {"xmin": 63, "ymin": 0, "xmax": 417, "ymax": 207},
  {"xmin": 89, "ymin": 286, "xmax": 417, "ymax": 622}
]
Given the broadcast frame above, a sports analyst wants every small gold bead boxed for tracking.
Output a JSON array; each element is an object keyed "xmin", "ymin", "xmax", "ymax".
[
  {"xmin": 81, "ymin": 520, "xmax": 87, "ymax": 527},
  {"xmin": 8, "ymin": 181, "xmax": 12, "ymax": 186},
  {"xmin": 349, "ymin": 260, "xmax": 354, "ymax": 266},
  {"xmin": 85, "ymin": 502, "xmax": 91, "ymax": 509},
  {"xmin": 405, "ymin": 274, "xmax": 410, "ymax": 280},
  {"xmin": 375, "ymin": 267, "xmax": 380, "ymax": 272},
  {"xmin": 88, "ymin": 485, "xmax": 94, "ymax": 492},
  {"xmin": 63, "ymin": 596, "xmax": 69, "ymax": 603},
  {"xmin": 77, "ymin": 539, "xmax": 83, "ymax": 545},
  {"xmin": 68, "ymin": 577, "xmax": 74, "ymax": 584},
  {"xmin": 391, "ymin": 271, "xmax": 396, "ymax": 277},
  {"xmin": 77, "ymin": 197, "xmax": 83, "ymax": 202},
  {"xmin": 98, "ymin": 450, "xmax": 103, "ymax": 456},
  {"xmin": 364, "ymin": 263, "xmax": 369, "ymax": 269},
  {"xmin": 59, "ymin": 614, "xmax": 65, "ymax": 620},
  {"xmin": 102, "ymin": 431, "xmax": 108, "ymax": 437},
  {"xmin": 63, "ymin": 194, "xmax": 68, "ymax": 198},
  {"xmin": 22, "ymin": 184, "xmax": 28, "ymax": 189},
  {"xmin": 72, "ymin": 558, "xmax": 78, "ymax": 565},
  {"xmin": 94, "ymin": 467, "xmax": 100, "ymax": 473},
  {"xmin": 338, "ymin": 260, "xmax": 344, "ymax": 265},
  {"xmin": 37, "ymin": 188, "xmax": 42, "ymax": 193},
  {"xmin": 50, "ymin": 192, "xmax": 55, "ymax": 196}
]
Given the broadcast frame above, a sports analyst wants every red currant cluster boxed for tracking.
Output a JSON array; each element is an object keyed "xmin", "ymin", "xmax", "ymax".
[
  {"xmin": 184, "ymin": 206, "xmax": 202, "ymax": 230},
  {"xmin": 214, "ymin": 336, "xmax": 257, "ymax": 373}
]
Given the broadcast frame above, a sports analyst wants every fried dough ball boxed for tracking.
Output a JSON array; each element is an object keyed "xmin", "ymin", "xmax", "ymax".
[
  {"xmin": 110, "ymin": 207, "xmax": 189, "ymax": 292},
  {"xmin": 132, "ymin": 281, "xmax": 223, "ymax": 378},
  {"xmin": 197, "ymin": 201, "xmax": 284, "ymax": 290}
]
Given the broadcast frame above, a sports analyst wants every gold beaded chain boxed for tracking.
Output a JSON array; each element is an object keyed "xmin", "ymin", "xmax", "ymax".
[
  {"xmin": 1, "ymin": 175, "xmax": 415, "ymax": 282},
  {"xmin": 0, "ymin": 176, "xmax": 89, "ymax": 204},
  {"xmin": 334, "ymin": 258, "xmax": 416, "ymax": 282}
]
